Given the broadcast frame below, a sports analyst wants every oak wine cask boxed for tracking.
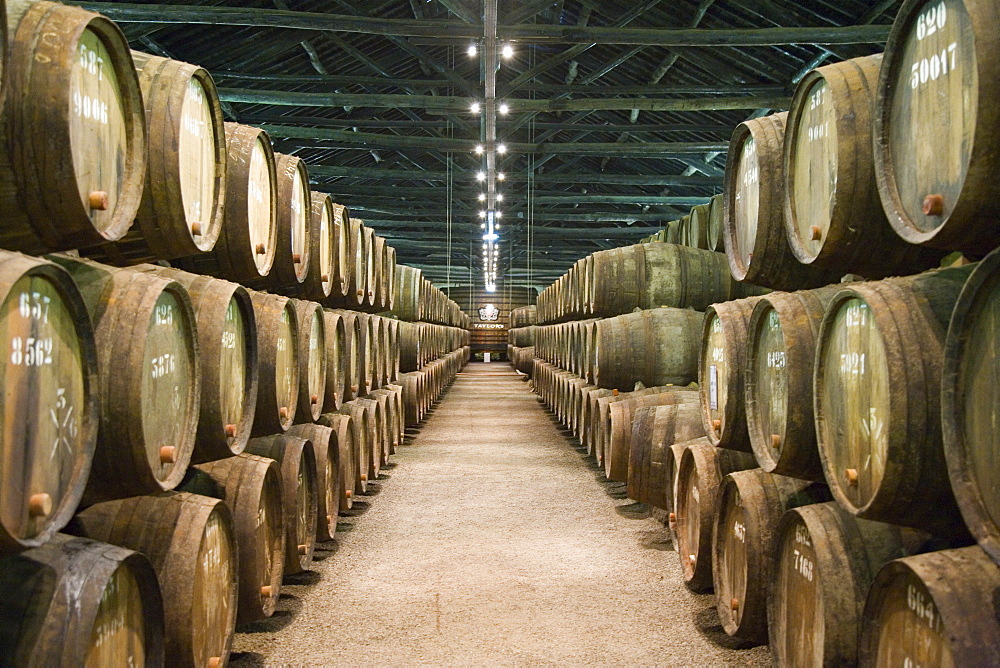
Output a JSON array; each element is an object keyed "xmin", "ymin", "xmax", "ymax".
[
  {"xmin": 371, "ymin": 235, "xmax": 387, "ymax": 311},
  {"xmin": 582, "ymin": 387, "xmax": 614, "ymax": 456},
  {"xmin": 360, "ymin": 225, "xmax": 377, "ymax": 308},
  {"xmin": 137, "ymin": 266, "xmax": 257, "ymax": 463},
  {"xmin": 290, "ymin": 299, "xmax": 326, "ymax": 423},
  {"xmin": 317, "ymin": 412, "xmax": 356, "ymax": 512},
  {"xmin": 942, "ymin": 247, "xmax": 1000, "ymax": 562},
  {"xmin": 398, "ymin": 371, "xmax": 423, "ymax": 427},
  {"xmin": 330, "ymin": 309, "xmax": 361, "ymax": 402},
  {"xmin": 383, "ymin": 245, "xmax": 397, "ymax": 313},
  {"xmin": 784, "ymin": 54, "xmax": 943, "ymax": 277},
  {"xmin": 321, "ymin": 309, "xmax": 347, "ymax": 412},
  {"xmin": 341, "ymin": 218, "xmax": 366, "ymax": 308},
  {"xmin": 745, "ymin": 287, "xmax": 839, "ymax": 480},
  {"xmin": 0, "ymin": 1, "xmax": 146, "ymax": 253},
  {"xmin": 370, "ymin": 388, "xmax": 400, "ymax": 458},
  {"xmin": 194, "ymin": 454, "xmax": 284, "ymax": 626},
  {"xmin": 391, "ymin": 264, "xmax": 422, "ymax": 322},
  {"xmin": 0, "ymin": 534, "xmax": 164, "ymax": 666},
  {"xmin": 84, "ymin": 51, "xmax": 225, "ymax": 264},
  {"xmin": 860, "ymin": 545, "xmax": 1000, "ymax": 666},
  {"xmin": 711, "ymin": 470, "xmax": 831, "ymax": 643},
  {"xmin": 698, "ymin": 296, "xmax": 764, "ymax": 452},
  {"xmin": 874, "ymin": 0, "xmax": 1000, "ymax": 254},
  {"xmin": 593, "ymin": 307, "xmax": 702, "ymax": 391},
  {"xmin": 249, "ymin": 292, "xmax": 299, "ymax": 435},
  {"xmin": 287, "ymin": 423, "xmax": 339, "ymax": 542},
  {"xmin": 68, "ymin": 492, "xmax": 238, "ymax": 668},
  {"xmin": 687, "ymin": 203, "xmax": 711, "ymax": 250},
  {"xmin": 338, "ymin": 400, "xmax": 373, "ymax": 494},
  {"xmin": 327, "ymin": 202, "xmax": 350, "ymax": 301},
  {"xmin": 245, "ymin": 435, "xmax": 318, "ymax": 575},
  {"xmin": 176, "ymin": 123, "xmax": 276, "ymax": 283},
  {"xmin": 295, "ymin": 192, "xmax": 334, "ymax": 301},
  {"xmin": 352, "ymin": 397, "xmax": 384, "ymax": 480},
  {"xmin": 723, "ymin": 112, "xmax": 842, "ymax": 290},
  {"xmin": 707, "ymin": 193, "xmax": 725, "ymax": 252},
  {"xmin": 626, "ymin": 402, "xmax": 705, "ymax": 509},
  {"xmin": 0, "ymin": 252, "xmax": 99, "ymax": 552},
  {"xmin": 814, "ymin": 266, "xmax": 974, "ymax": 537},
  {"xmin": 251, "ymin": 153, "xmax": 310, "ymax": 293},
  {"xmin": 354, "ymin": 312, "xmax": 376, "ymax": 396},
  {"xmin": 673, "ymin": 439, "xmax": 756, "ymax": 592},
  {"xmin": 768, "ymin": 502, "xmax": 910, "ymax": 667},
  {"xmin": 49, "ymin": 257, "xmax": 199, "ymax": 505},
  {"xmin": 607, "ymin": 388, "xmax": 698, "ymax": 482}
]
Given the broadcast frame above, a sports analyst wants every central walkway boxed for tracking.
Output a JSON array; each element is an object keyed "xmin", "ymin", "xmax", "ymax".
[{"xmin": 232, "ymin": 363, "xmax": 770, "ymax": 665}]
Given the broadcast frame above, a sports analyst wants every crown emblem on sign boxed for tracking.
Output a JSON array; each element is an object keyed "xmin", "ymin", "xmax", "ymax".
[{"xmin": 478, "ymin": 303, "xmax": 499, "ymax": 321}]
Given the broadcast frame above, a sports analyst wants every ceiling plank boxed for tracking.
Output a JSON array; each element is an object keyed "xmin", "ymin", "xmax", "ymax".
[{"xmin": 308, "ymin": 164, "xmax": 723, "ymax": 186}]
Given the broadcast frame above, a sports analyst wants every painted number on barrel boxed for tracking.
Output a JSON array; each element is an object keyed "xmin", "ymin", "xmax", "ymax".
[
  {"xmin": 20, "ymin": 292, "xmax": 51, "ymax": 323},
  {"xmin": 910, "ymin": 3, "xmax": 957, "ymax": 91},
  {"xmin": 907, "ymin": 584, "xmax": 942, "ymax": 633},
  {"xmin": 151, "ymin": 354, "xmax": 176, "ymax": 379},
  {"xmin": 74, "ymin": 43, "xmax": 110, "ymax": 125},
  {"xmin": 733, "ymin": 520, "xmax": 746, "ymax": 542},
  {"xmin": 155, "ymin": 303, "xmax": 174, "ymax": 326},
  {"xmin": 791, "ymin": 549, "xmax": 814, "ymax": 581},
  {"xmin": 11, "ymin": 337, "xmax": 54, "ymax": 366},
  {"xmin": 709, "ymin": 365, "xmax": 719, "ymax": 411}
]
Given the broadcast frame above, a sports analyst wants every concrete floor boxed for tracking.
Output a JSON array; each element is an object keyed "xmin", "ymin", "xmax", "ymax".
[{"xmin": 231, "ymin": 362, "xmax": 771, "ymax": 665}]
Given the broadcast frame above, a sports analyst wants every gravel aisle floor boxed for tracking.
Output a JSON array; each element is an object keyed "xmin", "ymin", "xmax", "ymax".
[{"xmin": 231, "ymin": 362, "xmax": 771, "ymax": 666}]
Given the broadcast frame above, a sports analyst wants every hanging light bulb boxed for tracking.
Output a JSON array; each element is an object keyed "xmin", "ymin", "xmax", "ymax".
[
  {"xmin": 470, "ymin": 102, "xmax": 481, "ymax": 114},
  {"xmin": 474, "ymin": 144, "xmax": 484, "ymax": 155},
  {"xmin": 496, "ymin": 193, "xmax": 503, "ymax": 202},
  {"xmin": 479, "ymin": 210, "xmax": 487, "ymax": 218},
  {"xmin": 476, "ymin": 171, "xmax": 486, "ymax": 181},
  {"xmin": 498, "ymin": 103, "xmax": 510, "ymax": 115},
  {"xmin": 502, "ymin": 44, "xmax": 514, "ymax": 59},
  {"xmin": 495, "ymin": 211, "xmax": 502, "ymax": 219},
  {"xmin": 468, "ymin": 43, "xmax": 478, "ymax": 57},
  {"xmin": 497, "ymin": 144, "xmax": 507, "ymax": 155},
  {"xmin": 497, "ymin": 172, "xmax": 505, "ymax": 181},
  {"xmin": 478, "ymin": 193, "xmax": 486, "ymax": 201}
]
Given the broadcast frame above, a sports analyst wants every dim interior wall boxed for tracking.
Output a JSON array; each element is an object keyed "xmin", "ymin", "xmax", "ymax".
[{"xmin": 445, "ymin": 285, "xmax": 535, "ymax": 356}]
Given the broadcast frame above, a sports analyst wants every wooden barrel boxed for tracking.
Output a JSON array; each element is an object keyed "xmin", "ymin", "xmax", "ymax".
[
  {"xmin": 383, "ymin": 246, "xmax": 397, "ymax": 313},
  {"xmin": 354, "ymin": 312, "xmax": 376, "ymax": 396},
  {"xmin": 589, "ymin": 243, "xmax": 737, "ymax": 318},
  {"xmin": 593, "ymin": 308, "xmax": 702, "ymax": 390},
  {"xmin": 331, "ymin": 309, "xmax": 361, "ymax": 402},
  {"xmin": 370, "ymin": 315, "xmax": 388, "ymax": 389},
  {"xmin": 768, "ymin": 502, "xmax": 911, "ymax": 666},
  {"xmin": 48, "ymin": 258, "xmax": 199, "ymax": 505},
  {"xmin": 723, "ymin": 112, "xmax": 842, "ymax": 290},
  {"xmin": 707, "ymin": 193, "xmax": 725, "ymax": 252},
  {"xmin": 581, "ymin": 387, "xmax": 613, "ymax": 454},
  {"xmin": 607, "ymin": 389, "xmax": 699, "ymax": 482},
  {"xmin": 665, "ymin": 219, "xmax": 681, "ymax": 244},
  {"xmin": 874, "ymin": 0, "xmax": 1000, "ymax": 253},
  {"xmin": 321, "ymin": 310, "xmax": 347, "ymax": 412},
  {"xmin": 300, "ymin": 192, "xmax": 335, "ymax": 301},
  {"xmin": 245, "ymin": 435, "xmax": 318, "ymax": 575},
  {"xmin": 711, "ymin": 470, "xmax": 831, "ymax": 643},
  {"xmin": 137, "ymin": 266, "xmax": 257, "ymax": 463},
  {"xmin": 860, "ymin": 545, "xmax": 1000, "ymax": 666},
  {"xmin": 287, "ymin": 424, "xmax": 339, "ymax": 542},
  {"xmin": 353, "ymin": 397, "xmax": 384, "ymax": 479},
  {"xmin": 259, "ymin": 153, "xmax": 310, "ymax": 292},
  {"xmin": 687, "ymin": 204, "xmax": 711, "ymax": 250},
  {"xmin": 371, "ymin": 235, "xmax": 387, "ymax": 311},
  {"xmin": 0, "ymin": 533, "xmax": 164, "ymax": 666},
  {"xmin": 814, "ymin": 266, "xmax": 973, "ymax": 536},
  {"xmin": 194, "ymin": 454, "xmax": 284, "ymax": 625},
  {"xmin": 341, "ymin": 218, "xmax": 366, "ymax": 308},
  {"xmin": 943, "ymin": 247, "xmax": 1000, "ymax": 562},
  {"xmin": 398, "ymin": 371, "xmax": 423, "ymax": 427},
  {"xmin": 674, "ymin": 439, "xmax": 756, "ymax": 592},
  {"xmin": 627, "ymin": 402, "xmax": 705, "ymax": 508},
  {"xmin": 784, "ymin": 54, "xmax": 944, "ymax": 277},
  {"xmin": 368, "ymin": 390, "xmax": 395, "ymax": 463},
  {"xmin": 338, "ymin": 400, "xmax": 373, "ymax": 494},
  {"xmin": 316, "ymin": 413, "xmax": 356, "ymax": 512},
  {"xmin": 371, "ymin": 387, "xmax": 401, "ymax": 456},
  {"xmin": 392, "ymin": 264, "xmax": 422, "ymax": 321},
  {"xmin": 175, "ymin": 123, "xmax": 276, "ymax": 282},
  {"xmin": 698, "ymin": 296, "xmax": 764, "ymax": 452},
  {"xmin": 327, "ymin": 202, "xmax": 350, "ymax": 301},
  {"xmin": 386, "ymin": 383, "xmax": 406, "ymax": 445},
  {"xmin": 386, "ymin": 318, "xmax": 400, "ymax": 383},
  {"xmin": 595, "ymin": 386, "xmax": 687, "ymax": 471},
  {"xmin": 360, "ymin": 225, "xmax": 376, "ymax": 308},
  {"xmin": 69, "ymin": 492, "xmax": 238, "ymax": 667},
  {"xmin": 290, "ymin": 299, "xmax": 326, "ymax": 423},
  {"xmin": 745, "ymin": 287, "xmax": 839, "ymax": 480},
  {"xmin": 84, "ymin": 52, "xmax": 225, "ymax": 264},
  {"xmin": 0, "ymin": 1, "xmax": 146, "ymax": 253},
  {"xmin": 249, "ymin": 292, "xmax": 299, "ymax": 435},
  {"xmin": 0, "ymin": 252, "xmax": 99, "ymax": 552}
]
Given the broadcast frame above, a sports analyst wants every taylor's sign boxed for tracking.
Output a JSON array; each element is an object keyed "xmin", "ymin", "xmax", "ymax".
[
  {"xmin": 473, "ymin": 323, "xmax": 504, "ymax": 329},
  {"xmin": 478, "ymin": 303, "xmax": 499, "ymax": 321}
]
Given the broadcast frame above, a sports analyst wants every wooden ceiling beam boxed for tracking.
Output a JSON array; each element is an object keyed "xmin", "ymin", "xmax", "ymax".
[{"xmin": 308, "ymin": 164, "xmax": 723, "ymax": 186}]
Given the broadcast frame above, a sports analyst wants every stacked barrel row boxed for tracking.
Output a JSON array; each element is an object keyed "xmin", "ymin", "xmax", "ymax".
[
  {"xmin": 0, "ymin": 0, "xmax": 397, "ymax": 314},
  {"xmin": 0, "ymin": 248, "xmax": 414, "ymax": 664},
  {"xmin": 638, "ymin": 194, "xmax": 726, "ymax": 253},
  {"xmin": 521, "ymin": 1, "xmax": 1000, "ymax": 663},
  {"xmin": 389, "ymin": 264, "xmax": 470, "ymax": 328}
]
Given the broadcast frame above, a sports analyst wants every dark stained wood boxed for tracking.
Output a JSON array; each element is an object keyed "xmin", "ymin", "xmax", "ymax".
[
  {"xmin": 247, "ymin": 153, "xmax": 310, "ymax": 292},
  {"xmin": 49, "ymin": 257, "xmax": 199, "ymax": 505},
  {"xmin": 769, "ymin": 502, "xmax": 910, "ymax": 666},
  {"xmin": 0, "ymin": 533, "xmax": 164, "ymax": 666},
  {"xmin": 337, "ymin": 400, "xmax": 373, "ymax": 494},
  {"xmin": 0, "ymin": 252, "xmax": 99, "ymax": 553},
  {"xmin": 875, "ymin": 0, "xmax": 1000, "ymax": 253},
  {"xmin": 249, "ymin": 291, "xmax": 299, "ymax": 435},
  {"xmin": 317, "ymin": 412, "xmax": 356, "ymax": 512},
  {"xmin": 785, "ymin": 54, "xmax": 943, "ymax": 276},
  {"xmin": 194, "ymin": 454, "xmax": 285, "ymax": 625},
  {"xmin": 711, "ymin": 470, "xmax": 830, "ymax": 643},
  {"xmin": 861, "ymin": 545, "xmax": 1000, "ymax": 666},
  {"xmin": 299, "ymin": 192, "xmax": 336, "ymax": 301},
  {"xmin": 815, "ymin": 266, "xmax": 974, "ymax": 536},
  {"xmin": 607, "ymin": 389, "xmax": 698, "ymax": 483},
  {"xmin": 593, "ymin": 308, "xmax": 702, "ymax": 391},
  {"xmin": 0, "ymin": 2, "xmax": 145, "ymax": 253},
  {"xmin": 245, "ymin": 435, "xmax": 318, "ymax": 575},
  {"xmin": 287, "ymin": 424, "xmax": 339, "ymax": 541},
  {"xmin": 321, "ymin": 310, "xmax": 347, "ymax": 412},
  {"xmin": 627, "ymin": 402, "xmax": 705, "ymax": 508},
  {"xmin": 69, "ymin": 491, "xmax": 238, "ymax": 667},
  {"xmin": 745, "ymin": 286, "xmax": 840, "ymax": 479},
  {"xmin": 330, "ymin": 309, "xmax": 361, "ymax": 402},
  {"xmin": 290, "ymin": 299, "xmax": 327, "ymax": 423}
]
